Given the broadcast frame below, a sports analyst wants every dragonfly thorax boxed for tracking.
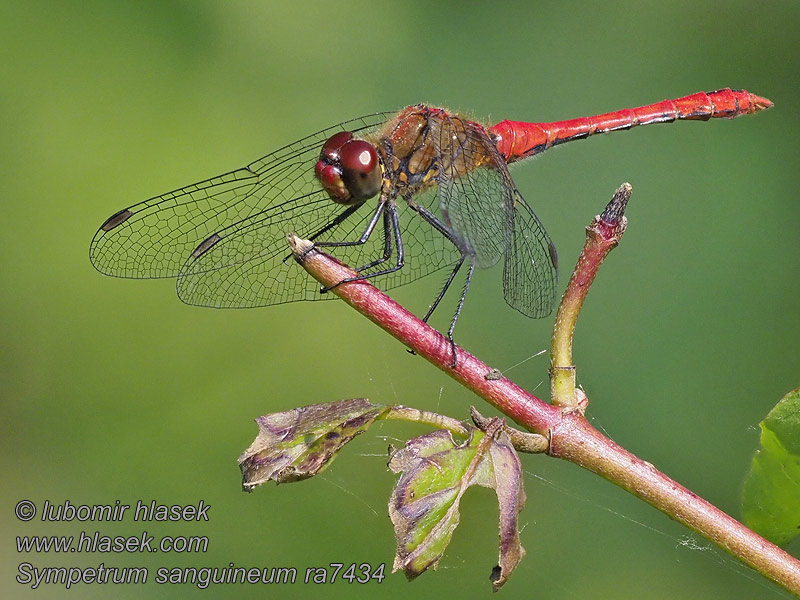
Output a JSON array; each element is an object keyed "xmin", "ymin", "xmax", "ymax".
[{"xmin": 374, "ymin": 106, "xmax": 492, "ymax": 198}]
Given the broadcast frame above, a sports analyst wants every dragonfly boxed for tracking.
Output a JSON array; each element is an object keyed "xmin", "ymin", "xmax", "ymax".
[{"xmin": 90, "ymin": 88, "xmax": 771, "ymax": 358}]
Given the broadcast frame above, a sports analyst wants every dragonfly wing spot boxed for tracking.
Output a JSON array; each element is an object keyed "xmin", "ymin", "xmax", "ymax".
[
  {"xmin": 100, "ymin": 209, "xmax": 133, "ymax": 231},
  {"xmin": 192, "ymin": 233, "xmax": 222, "ymax": 259},
  {"xmin": 548, "ymin": 241, "xmax": 558, "ymax": 269}
]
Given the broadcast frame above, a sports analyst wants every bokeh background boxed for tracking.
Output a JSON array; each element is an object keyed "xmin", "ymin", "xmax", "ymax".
[{"xmin": 2, "ymin": 1, "xmax": 798, "ymax": 598}]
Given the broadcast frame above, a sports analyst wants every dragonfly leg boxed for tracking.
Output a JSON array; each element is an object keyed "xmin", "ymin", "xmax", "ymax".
[
  {"xmin": 408, "ymin": 201, "xmax": 472, "ymax": 321},
  {"xmin": 281, "ymin": 203, "xmax": 364, "ymax": 265},
  {"xmin": 409, "ymin": 254, "xmax": 466, "ymax": 367},
  {"xmin": 446, "ymin": 262, "xmax": 475, "ymax": 367},
  {"xmin": 309, "ymin": 203, "xmax": 365, "ymax": 242},
  {"xmin": 422, "ymin": 255, "xmax": 464, "ymax": 323},
  {"xmin": 354, "ymin": 210, "xmax": 393, "ymax": 272},
  {"xmin": 407, "ymin": 201, "xmax": 474, "ymax": 367},
  {"xmin": 315, "ymin": 199, "xmax": 385, "ymax": 248},
  {"xmin": 321, "ymin": 203, "xmax": 405, "ymax": 292},
  {"xmin": 408, "ymin": 202, "xmax": 467, "ymax": 253}
]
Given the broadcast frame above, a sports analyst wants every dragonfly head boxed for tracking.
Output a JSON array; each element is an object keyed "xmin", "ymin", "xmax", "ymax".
[{"xmin": 315, "ymin": 131, "xmax": 382, "ymax": 205}]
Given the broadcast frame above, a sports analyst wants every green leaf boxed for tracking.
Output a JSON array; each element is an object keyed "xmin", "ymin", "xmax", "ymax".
[
  {"xmin": 388, "ymin": 420, "xmax": 526, "ymax": 591},
  {"xmin": 239, "ymin": 398, "xmax": 389, "ymax": 489},
  {"xmin": 742, "ymin": 388, "xmax": 800, "ymax": 545}
]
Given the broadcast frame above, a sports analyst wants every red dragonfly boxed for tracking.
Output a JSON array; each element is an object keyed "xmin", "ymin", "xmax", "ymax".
[{"xmin": 91, "ymin": 88, "xmax": 771, "ymax": 351}]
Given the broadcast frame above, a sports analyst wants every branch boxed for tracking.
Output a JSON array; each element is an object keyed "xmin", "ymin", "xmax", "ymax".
[
  {"xmin": 287, "ymin": 181, "xmax": 800, "ymax": 594},
  {"xmin": 288, "ymin": 232, "xmax": 563, "ymax": 437}
]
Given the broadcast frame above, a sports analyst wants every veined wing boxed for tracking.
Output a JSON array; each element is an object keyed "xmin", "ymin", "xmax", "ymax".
[
  {"xmin": 503, "ymin": 189, "xmax": 558, "ymax": 318},
  {"xmin": 431, "ymin": 112, "xmax": 558, "ymax": 317},
  {"xmin": 430, "ymin": 112, "xmax": 511, "ymax": 268},
  {"xmin": 174, "ymin": 179, "xmax": 463, "ymax": 309},
  {"xmin": 89, "ymin": 113, "xmax": 392, "ymax": 280}
]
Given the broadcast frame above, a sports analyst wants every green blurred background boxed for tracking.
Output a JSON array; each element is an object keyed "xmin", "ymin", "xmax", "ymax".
[{"xmin": 2, "ymin": 0, "xmax": 798, "ymax": 597}]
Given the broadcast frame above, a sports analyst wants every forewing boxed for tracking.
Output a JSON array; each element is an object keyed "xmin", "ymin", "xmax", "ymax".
[{"xmin": 89, "ymin": 113, "xmax": 391, "ymax": 280}]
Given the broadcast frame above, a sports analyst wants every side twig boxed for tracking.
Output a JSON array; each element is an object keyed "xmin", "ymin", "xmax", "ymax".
[{"xmin": 551, "ymin": 183, "xmax": 631, "ymax": 409}]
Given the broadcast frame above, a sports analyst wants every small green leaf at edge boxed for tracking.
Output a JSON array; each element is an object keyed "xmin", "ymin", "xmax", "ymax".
[
  {"xmin": 388, "ymin": 423, "xmax": 526, "ymax": 591},
  {"xmin": 742, "ymin": 388, "xmax": 800, "ymax": 545},
  {"xmin": 239, "ymin": 398, "xmax": 389, "ymax": 489}
]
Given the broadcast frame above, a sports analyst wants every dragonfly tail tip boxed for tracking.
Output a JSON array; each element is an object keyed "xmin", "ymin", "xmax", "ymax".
[{"xmin": 750, "ymin": 93, "xmax": 774, "ymax": 112}]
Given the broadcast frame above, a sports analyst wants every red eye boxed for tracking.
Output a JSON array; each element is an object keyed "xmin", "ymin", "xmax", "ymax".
[
  {"xmin": 338, "ymin": 140, "xmax": 381, "ymax": 201},
  {"xmin": 315, "ymin": 133, "xmax": 381, "ymax": 204},
  {"xmin": 315, "ymin": 162, "xmax": 340, "ymax": 187},
  {"xmin": 321, "ymin": 131, "xmax": 353, "ymax": 160},
  {"xmin": 314, "ymin": 161, "xmax": 349, "ymax": 203},
  {"xmin": 339, "ymin": 140, "xmax": 378, "ymax": 174}
]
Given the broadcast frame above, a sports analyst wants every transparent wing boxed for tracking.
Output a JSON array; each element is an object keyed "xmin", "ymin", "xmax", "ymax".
[
  {"xmin": 175, "ymin": 190, "xmax": 366, "ymax": 307},
  {"xmin": 175, "ymin": 184, "xmax": 462, "ymax": 308},
  {"xmin": 347, "ymin": 187, "xmax": 463, "ymax": 290},
  {"xmin": 90, "ymin": 108, "xmax": 553, "ymax": 313},
  {"xmin": 89, "ymin": 113, "xmax": 392, "ymax": 280},
  {"xmin": 431, "ymin": 113, "xmax": 510, "ymax": 268},
  {"xmin": 502, "ymin": 190, "xmax": 558, "ymax": 318},
  {"xmin": 431, "ymin": 113, "xmax": 557, "ymax": 317}
]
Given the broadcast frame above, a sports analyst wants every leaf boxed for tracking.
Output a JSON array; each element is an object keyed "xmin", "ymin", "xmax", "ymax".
[
  {"xmin": 239, "ymin": 398, "xmax": 389, "ymax": 489},
  {"xmin": 742, "ymin": 388, "xmax": 800, "ymax": 545},
  {"xmin": 388, "ymin": 420, "xmax": 526, "ymax": 591}
]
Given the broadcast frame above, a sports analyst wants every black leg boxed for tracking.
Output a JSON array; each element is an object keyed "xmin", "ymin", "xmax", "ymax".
[
  {"xmin": 282, "ymin": 203, "xmax": 364, "ymax": 265},
  {"xmin": 321, "ymin": 204, "xmax": 406, "ymax": 291},
  {"xmin": 408, "ymin": 201, "xmax": 467, "ymax": 253},
  {"xmin": 422, "ymin": 255, "xmax": 464, "ymax": 322},
  {"xmin": 308, "ymin": 203, "xmax": 364, "ymax": 242},
  {"xmin": 407, "ymin": 200, "xmax": 474, "ymax": 329},
  {"xmin": 355, "ymin": 210, "xmax": 393, "ymax": 272},
  {"xmin": 445, "ymin": 262, "xmax": 475, "ymax": 367},
  {"xmin": 402, "ymin": 200, "xmax": 476, "ymax": 367},
  {"xmin": 316, "ymin": 200, "xmax": 385, "ymax": 247}
]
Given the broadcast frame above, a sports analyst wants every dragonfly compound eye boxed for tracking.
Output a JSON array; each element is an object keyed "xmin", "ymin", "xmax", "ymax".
[
  {"xmin": 314, "ymin": 161, "xmax": 349, "ymax": 204},
  {"xmin": 320, "ymin": 131, "xmax": 353, "ymax": 161},
  {"xmin": 315, "ymin": 132, "xmax": 380, "ymax": 205},
  {"xmin": 338, "ymin": 140, "xmax": 381, "ymax": 202}
]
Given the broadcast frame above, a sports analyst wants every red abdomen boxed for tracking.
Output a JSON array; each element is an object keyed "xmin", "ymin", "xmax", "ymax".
[{"xmin": 490, "ymin": 88, "xmax": 773, "ymax": 163}]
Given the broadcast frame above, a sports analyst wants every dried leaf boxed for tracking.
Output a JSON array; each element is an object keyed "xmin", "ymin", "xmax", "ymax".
[
  {"xmin": 239, "ymin": 398, "xmax": 388, "ymax": 489},
  {"xmin": 388, "ymin": 421, "xmax": 526, "ymax": 590}
]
